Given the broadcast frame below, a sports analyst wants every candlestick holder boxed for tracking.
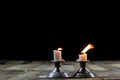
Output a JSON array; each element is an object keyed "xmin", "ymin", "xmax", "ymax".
[
  {"xmin": 47, "ymin": 59, "xmax": 69, "ymax": 78},
  {"xmin": 72, "ymin": 60, "xmax": 95, "ymax": 78}
]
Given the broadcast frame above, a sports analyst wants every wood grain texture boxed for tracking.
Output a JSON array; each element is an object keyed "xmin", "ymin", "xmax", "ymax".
[{"xmin": 0, "ymin": 60, "xmax": 120, "ymax": 80}]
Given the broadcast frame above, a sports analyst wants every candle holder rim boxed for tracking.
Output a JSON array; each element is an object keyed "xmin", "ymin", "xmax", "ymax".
[
  {"xmin": 51, "ymin": 59, "xmax": 65, "ymax": 62},
  {"xmin": 76, "ymin": 59, "xmax": 90, "ymax": 62}
]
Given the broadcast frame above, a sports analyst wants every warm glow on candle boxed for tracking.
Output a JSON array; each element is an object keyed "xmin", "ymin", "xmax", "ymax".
[
  {"xmin": 81, "ymin": 44, "xmax": 94, "ymax": 53},
  {"xmin": 79, "ymin": 53, "xmax": 87, "ymax": 61}
]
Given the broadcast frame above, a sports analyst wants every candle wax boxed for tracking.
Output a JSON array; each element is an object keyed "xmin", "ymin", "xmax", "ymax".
[
  {"xmin": 53, "ymin": 50, "xmax": 62, "ymax": 61},
  {"xmin": 79, "ymin": 53, "xmax": 87, "ymax": 61}
]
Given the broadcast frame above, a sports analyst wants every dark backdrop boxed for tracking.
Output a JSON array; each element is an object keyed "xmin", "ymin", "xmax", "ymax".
[
  {"xmin": 1, "ymin": 26, "xmax": 120, "ymax": 61},
  {"xmin": 1, "ymin": 5, "xmax": 120, "ymax": 61}
]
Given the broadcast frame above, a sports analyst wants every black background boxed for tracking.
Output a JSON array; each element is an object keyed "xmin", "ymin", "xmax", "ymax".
[{"xmin": 1, "ymin": 5, "xmax": 120, "ymax": 61}]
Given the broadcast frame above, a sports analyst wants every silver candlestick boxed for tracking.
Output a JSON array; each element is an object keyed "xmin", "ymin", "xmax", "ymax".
[
  {"xmin": 38, "ymin": 59, "xmax": 69, "ymax": 78},
  {"xmin": 47, "ymin": 60, "xmax": 69, "ymax": 78},
  {"xmin": 72, "ymin": 60, "xmax": 95, "ymax": 78}
]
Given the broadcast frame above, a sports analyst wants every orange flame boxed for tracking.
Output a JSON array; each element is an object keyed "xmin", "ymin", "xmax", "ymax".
[
  {"xmin": 57, "ymin": 48, "xmax": 63, "ymax": 51},
  {"xmin": 81, "ymin": 44, "xmax": 94, "ymax": 53}
]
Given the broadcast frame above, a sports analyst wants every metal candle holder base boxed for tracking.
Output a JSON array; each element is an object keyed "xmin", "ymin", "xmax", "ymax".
[
  {"xmin": 47, "ymin": 60, "xmax": 69, "ymax": 78},
  {"xmin": 72, "ymin": 60, "xmax": 95, "ymax": 78}
]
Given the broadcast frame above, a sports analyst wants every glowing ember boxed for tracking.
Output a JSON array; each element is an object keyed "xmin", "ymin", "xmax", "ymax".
[
  {"xmin": 57, "ymin": 48, "xmax": 63, "ymax": 51},
  {"xmin": 81, "ymin": 44, "xmax": 94, "ymax": 53}
]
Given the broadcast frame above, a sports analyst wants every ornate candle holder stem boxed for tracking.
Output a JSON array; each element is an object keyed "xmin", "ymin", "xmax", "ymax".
[
  {"xmin": 72, "ymin": 60, "xmax": 95, "ymax": 78},
  {"xmin": 47, "ymin": 60, "xmax": 69, "ymax": 78}
]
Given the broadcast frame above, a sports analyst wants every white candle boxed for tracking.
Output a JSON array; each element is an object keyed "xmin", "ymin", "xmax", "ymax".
[
  {"xmin": 53, "ymin": 48, "xmax": 62, "ymax": 61},
  {"xmin": 79, "ymin": 53, "xmax": 87, "ymax": 61}
]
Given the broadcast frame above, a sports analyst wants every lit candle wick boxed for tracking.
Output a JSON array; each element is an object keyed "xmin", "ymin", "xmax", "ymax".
[
  {"xmin": 81, "ymin": 44, "xmax": 94, "ymax": 53},
  {"xmin": 57, "ymin": 48, "xmax": 63, "ymax": 51}
]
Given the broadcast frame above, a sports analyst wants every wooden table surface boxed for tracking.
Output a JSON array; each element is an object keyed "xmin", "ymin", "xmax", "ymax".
[{"xmin": 0, "ymin": 60, "xmax": 120, "ymax": 80}]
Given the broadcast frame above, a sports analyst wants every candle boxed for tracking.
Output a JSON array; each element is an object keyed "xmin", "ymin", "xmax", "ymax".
[
  {"xmin": 53, "ymin": 48, "xmax": 63, "ymax": 61},
  {"xmin": 78, "ymin": 43, "xmax": 94, "ymax": 61},
  {"xmin": 79, "ymin": 53, "xmax": 87, "ymax": 61}
]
